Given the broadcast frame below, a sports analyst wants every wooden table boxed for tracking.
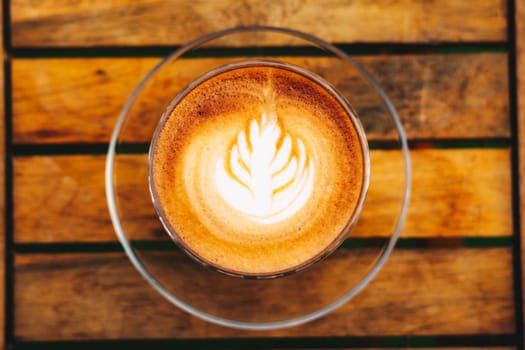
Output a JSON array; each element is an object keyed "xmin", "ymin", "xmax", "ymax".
[{"xmin": 2, "ymin": 0, "xmax": 524, "ymax": 349}]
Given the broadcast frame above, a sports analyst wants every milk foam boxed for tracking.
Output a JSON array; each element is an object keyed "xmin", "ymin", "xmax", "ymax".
[{"xmin": 215, "ymin": 107, "xmax": 313, "ymax": 224}]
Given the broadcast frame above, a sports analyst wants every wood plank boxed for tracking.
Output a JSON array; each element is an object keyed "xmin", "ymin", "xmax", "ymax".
[
  {"xmin": 12, "ymin": 346, "xmax": 518, "ymax": 350},
  {"xmin": 9, "ymin": 346, "xmax": 516, "ymax": 350},
  {"xmin": 10, "ymin": 0, "xmax": 507, "ymax": 48},
  {"xmin": 14, "ymin": 247, "xmax": 514, "ymax": 340},
  {"xmin": 14, "ymin": 148, "xmax": 511, "ymax": 243},
  {"xmin": 0, "ymin": 0, "xmax": 5, "ymax": 349},
  {"xmin": 517, "ymin": 0, "xmax": 525, "ymax": 343},
  {"xmin": 12, "ymin": 53, "xmax": 510, "ymax": 144}
]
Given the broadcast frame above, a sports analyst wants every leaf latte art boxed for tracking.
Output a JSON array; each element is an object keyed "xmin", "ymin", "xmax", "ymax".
[
  {"xmin": 150, "ymin": 62, "xmax": 369, "ymax": 277},
  {"xmin": 215, "ymin": 111, "xmax": 314, "ymax": 224}
]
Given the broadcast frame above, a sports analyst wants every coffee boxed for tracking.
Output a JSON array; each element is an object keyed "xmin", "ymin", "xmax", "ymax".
[{"xmin": 149, "ymin": 60, "xmax": 369, "ymax": 278}]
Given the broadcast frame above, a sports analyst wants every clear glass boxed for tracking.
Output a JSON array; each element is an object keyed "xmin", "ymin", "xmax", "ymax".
[{"xmin": 106, "ymin": 26, "xmax": 411, "ymax": 330}]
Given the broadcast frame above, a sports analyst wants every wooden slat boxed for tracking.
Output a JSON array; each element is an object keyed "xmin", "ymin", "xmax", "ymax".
[
  {"xmin": 9, "ymin": 345, "xmax": 516, "ymax": 350},
  {"xmin": 0, "ymin": 2, "xmax": 5, "ymax": 350},
  {"xmin": 517, "ymin": 0, "xmax": 525, "ymax": 343},
  {"xmin": 14, "ymin": 148, "xmax": 511, "ymax": 243},
  {"xmin": 12, "ymin": 53, "xmax": 509, "ymax": 144},
  {"xmin": 10, "ymin": 0, "xmax": 507, "ymax": 47},
  {"xmin": 14, "ymin": 247, "xmax": 514, "ymax": 340},
  {"xmin": 12, "ymin": 346, "xmax": 518, "ymax": 350},
  {"xmin": 0, "ymin": 0, "xmax": 7, "ymax": 350}
]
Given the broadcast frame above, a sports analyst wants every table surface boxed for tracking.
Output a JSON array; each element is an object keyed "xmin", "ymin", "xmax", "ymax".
[{"xmin": 2, "ymin": 0, "xmax": 524, "ymax": 349}]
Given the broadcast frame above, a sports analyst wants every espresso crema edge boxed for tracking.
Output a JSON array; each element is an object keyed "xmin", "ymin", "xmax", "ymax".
[{"xmin": 149, "ymin": 60, "xmax": 370, "ymax": 278}]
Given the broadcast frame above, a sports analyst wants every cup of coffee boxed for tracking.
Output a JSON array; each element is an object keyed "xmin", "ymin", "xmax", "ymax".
[{"xmin": 149, "ymin": 60, "xmax": 370, "ymax": 279}]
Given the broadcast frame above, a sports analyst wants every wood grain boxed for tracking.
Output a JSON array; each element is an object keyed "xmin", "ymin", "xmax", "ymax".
[
  {"xmin": 14, "ymin": 148, "xmax": 511, "ymax": 243},
  {"xmin": 0, "ymin": 1, "xmax": 5, "ymax": 349},
  {"xmin": 14, "ymin": 247, "xmax": 514, "ymax": 340},
  {"xmin": 10, "ymin": 0, "xmax": 507, "ymax": 48},
  {"xmin": 12, "ymin": 53, "xmax": 509, "ymax": 144},
  {"xmin": 517, "ymin": 0, "xmax": 525, "ymax": 343}
]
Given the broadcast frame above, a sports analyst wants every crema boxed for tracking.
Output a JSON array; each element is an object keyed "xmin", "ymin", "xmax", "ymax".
[{"xmin": 149, "ymin": 61, "xmax": 369, "ymax": 278}]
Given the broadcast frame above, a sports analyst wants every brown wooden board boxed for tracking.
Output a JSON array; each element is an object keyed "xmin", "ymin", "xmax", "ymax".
[
  {"xmin": 12, "ymin": 54, "xmax": 509, "ymax": 144},
  {"xmin": 7, "ymin": 0, "xmax": 517, "ymax": 347},
  {"xmin": 10, "ymin": 0, "xmax": 507, "ymax": 47},
  {"xmin": 14, "ymin": 247, "xmax": 514, "ymax": 340},
  {"xmin": 13, "ymin": 149, "xmax": 511, "ymax": 243},
  {"xmin": 517, "ymin": 0, "xmax": 525, "ymax": 343},
  {"xmin": 0, "ymin": 1, "xmax": 5, "ymax": 349}
]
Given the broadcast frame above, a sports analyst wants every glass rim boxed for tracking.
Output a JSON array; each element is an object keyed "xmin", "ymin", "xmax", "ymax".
[
  {"xmin": 147, "ymin": 58, "xmax": 371, "ymax": 279},
  {"xmin": 105, "ymin": 25, "xmax": 411, "ymax": 330}
]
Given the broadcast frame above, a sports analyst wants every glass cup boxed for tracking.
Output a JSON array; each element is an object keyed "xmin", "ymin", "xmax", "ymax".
[
  {"xmin": 106, "ymin": 26, "xmax": 410, "ymax": 330},
  {"xmin": 148, "ymin": 59, "xmax": 370, "ymax": 279}
]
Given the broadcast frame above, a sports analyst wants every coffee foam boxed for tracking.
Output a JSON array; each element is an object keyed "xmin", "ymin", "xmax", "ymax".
[
  {"xmin": 215, "ymin": 103, "xmax": 314, "ymax": 224},
  {"xmin": 150, "ymin": 62, "xmax": 367, "ymax": 276}
]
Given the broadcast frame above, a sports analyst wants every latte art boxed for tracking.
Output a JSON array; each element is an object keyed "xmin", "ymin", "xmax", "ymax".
[
  {"xmin": 149, "ymin": 61, "xmax": 369, "ymax": 278},
  {"xmin": 215, "ymin": 109, "xmax": 314, "ymax": 224}
]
